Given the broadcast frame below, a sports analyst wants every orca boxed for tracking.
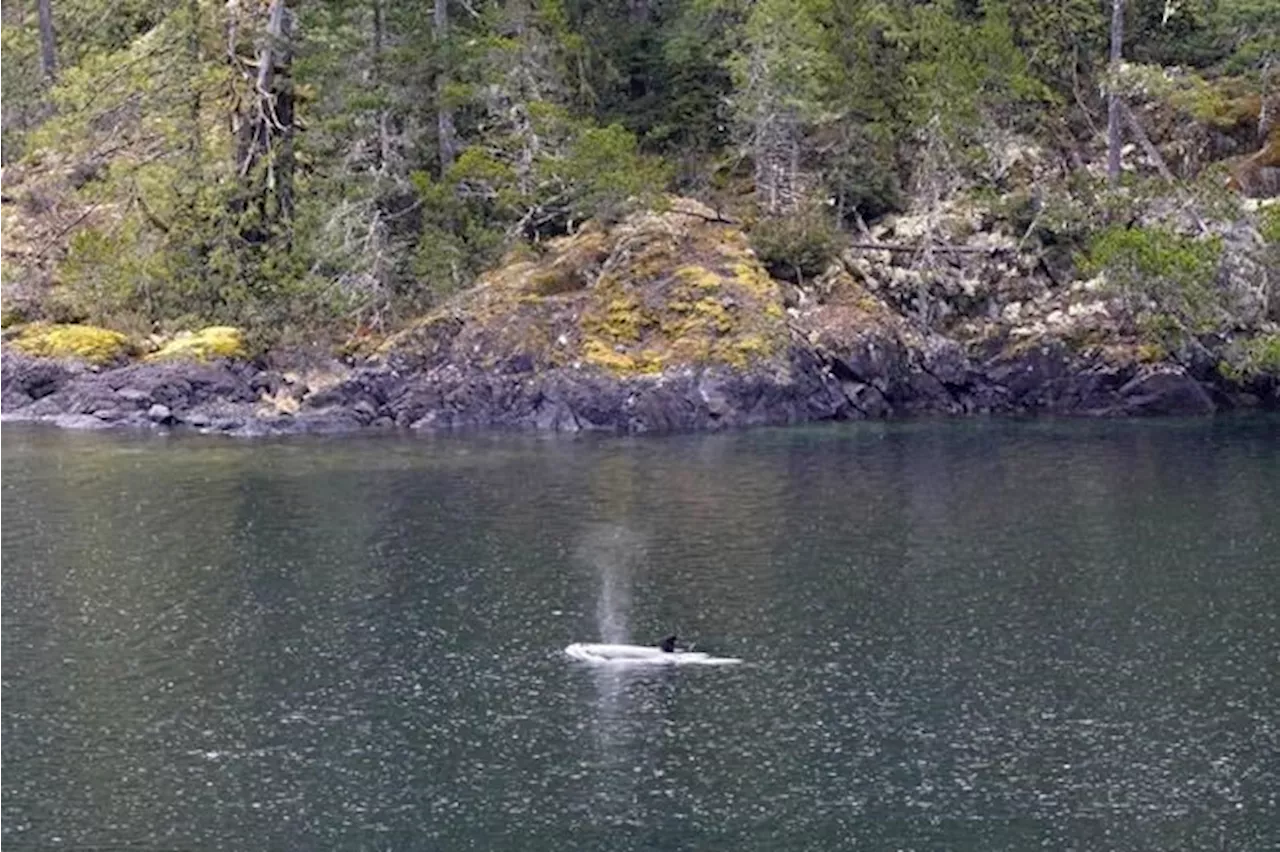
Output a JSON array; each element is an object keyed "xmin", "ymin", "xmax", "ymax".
[{"xmin": 565, "ymin": 640, "xmax": 742, "ymax": 666}]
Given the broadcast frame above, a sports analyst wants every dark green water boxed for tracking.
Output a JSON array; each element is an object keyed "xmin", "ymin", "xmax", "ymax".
[{"xmin": 3, "ymin": 418, "xmax": 1278, "ymax": 851}]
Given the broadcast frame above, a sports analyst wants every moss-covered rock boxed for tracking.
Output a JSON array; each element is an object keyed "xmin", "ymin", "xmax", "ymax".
[
  {"xmin": 0, "ymin": 305, "xmax": 25, "ymax": 327},
  {"xmin": 383, "ymin": 197, "xmax": 792, "ymax": 376},
  {"xmin": 9, "ymin": 323, "xmax": 134, "ymax": 365},
  {"xmin": 147, "ymin": 327, "xmax": 248, "ymax": 362}
]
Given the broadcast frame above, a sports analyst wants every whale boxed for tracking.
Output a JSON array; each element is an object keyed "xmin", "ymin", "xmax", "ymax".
[{"xmin": 564, "ymin": 642, "xmax": 742, "ymax": 666}]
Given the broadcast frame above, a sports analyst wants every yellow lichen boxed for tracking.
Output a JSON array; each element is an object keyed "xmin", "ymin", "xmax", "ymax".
[
  {"xmin": 730, "ymin": 262, "xmax": 780, "ymax": 298},
  {"xmin": 674, "ymin": 265, "xmax": 724, "ymax": 291},
  {"xmin": 582, "ymin": 337, "xmax": 665, "ymax": 374},
  {"xmin": 10, "ymin": 323, "xmax": 134, "ymax": 365},
  {"xmin": 734, "ymin": 335, "xmax": 771, "ymax": 357},
  {"xmin": 582, "ymin": 280, "xmax": 653, "ymax": 343},
  {"xmin": 691, "ymin": 298, "xmax": 734, "ymax": 333},
  {"xmin": 147, "ymin": 326, "xmax": 247, "ymax": 362}
]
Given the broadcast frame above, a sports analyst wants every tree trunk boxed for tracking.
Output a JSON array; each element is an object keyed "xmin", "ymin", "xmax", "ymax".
[
  {"xmin": 435, "ymin": 0, "xmax": 456, "ymax": 175},
  {"xmin": 276, "ymin": 4, "xmax": 295, "ymax": 226},
  {"xmin": 234, "ymin": 0, "xmax": 295, "ymax": 230},
  {"xmin": 37, "ymin": 0, "xmax": 57, "ymax": 82},
  {"xmin": 187, "ymin": 0, "xmax": 202, "ymax": 174},
  {"xmin": 1107, "ymin": 0, "xmax": 1125, "ymax": 185},
  {"xmin": 1120, "ymin": 100, "xmax": 1174, "ymax": 183},
  {"xmin": 373, "ymin": 0, "xmax": 390, "ymax": 173}
]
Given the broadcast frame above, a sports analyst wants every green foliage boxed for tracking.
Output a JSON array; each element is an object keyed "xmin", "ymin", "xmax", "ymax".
[
  {"xmin": 749, "ymin": 209, "xmax": 840, "ymax": 283},
  {"xmin": 900, "ymin": 1, "xmax": 1051, "ymax": 143},
  {"xmin": 1242, "ymin": 334, "xmax": 1280, "ymax": 375},
  {"xmin": 559, "ymin": 123, "xmax": 673, "ymax": 222},
  {"xmin": 1258, "ymin": 204, "xmax": 1280, "ymax": 245},
  {"xmin": 1207, "ymin": 0, "xmax": 1280, "ymax": 74},
  {"xmin": 410, "ymin": 168, "xmax": 506, "ymax": 306},
  {"xmin": 147, "ymin": 325, "xmax": 247, "ymax": 361},
  {"xmin": 411, "ymin": 110, "xmax": 668, "ymax": 295},
  {"xmin": 729, "ymin": 0, "xmax": 841, "ymax": 121},
  {"xmin": 3, "ymin": 0, "xmax": 1275, "ymax": 347},
  {"xmin": 1004, "ymin": 0, "xmax": 1106, "ymax": 100},
  {"xmin": 1081, "ymin": 225, "xmax": 1226, "ymax": 337},
  {"xmin": 1, "ymin": 21, "xmax": 43, "ymax": 160},
  {"xmin": 1125, "ymin": 0, "xmax": 1223, "ymax": 68}
]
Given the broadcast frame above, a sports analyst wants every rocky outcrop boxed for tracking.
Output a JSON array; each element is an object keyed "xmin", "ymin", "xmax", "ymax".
[
  {"xmin": 3, "ymin": 198, "xmax": 1274, "ymax": 436},
  {"xmin": 3, "ymin": 332, "xmax": 1255, "ymax": 436}
]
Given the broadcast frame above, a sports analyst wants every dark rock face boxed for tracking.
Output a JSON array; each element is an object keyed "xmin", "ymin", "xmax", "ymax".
[
  {"xmin": 1113, "ymin": 369, "xmax": 1216, "ymax": 416},
  {"xmin": 0, "ymin": 334, "xmax": 1259, "ymax": 437},
  {"xmin": 3, "ymin": 351, "xmax": 263, "ymax": 431},
  {"xmin": 2, "ymin": 351, "xmax": 75, "ymax": 409}
]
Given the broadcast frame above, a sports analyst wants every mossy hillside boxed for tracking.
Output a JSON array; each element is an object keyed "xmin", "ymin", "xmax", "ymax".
[
  {"xmin": 8, "ymin": 323, "xmax": 135, "ymax": 365},
  {"xmin": 580, "ymin": 254, "xmax": 787, "ymax": 373},
  {"xmin": 383, "ymin": 199, "xmax": 793, "ymax": 375}
]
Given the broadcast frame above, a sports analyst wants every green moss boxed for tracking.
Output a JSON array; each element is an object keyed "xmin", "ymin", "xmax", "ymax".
[
  {"xmin": 1258, "ymin": 204, "xmax": 1280, "ymax": 246},
  {"xmin": 528, "ymin": 268, "xmax": 578, "ymax": 295},
  {"xmin": 1, "ymin": 306, "xmax": 28, "ymax": 328},
  {"xmin": 691, "ymin": 298, "xmax": 733, "ymax": 334},
  {"xmin": 598, "ymin": 296, "xmax": 648, "ymax": 341},
  {"xmin": 10, "ymin": 323, "xmax": 134, "ymax": 364},
  {"xmin": 731, "ymin": 262, "xmax": 781, "ymax": 299},
  {"xmin": 147, "ymin": 326, "xmax": 247, "ymax": 362},
  {"xmin": 582, "ymin": 337, "xmax": 663, "ymax": 373},
  {"xmin": 727, "ymin": 334, "xmax": 773, "ymax": 367},
  {"xmin": 388, "ymin": 201, "xmax": 792, "ymax": 377},
  {"xmin": 1217, "ymin": 359, "xmax": 1244, "ymax": 383},
  {"xmin": 674, "ymin": 265, "xmax": 724, "ymax": 291}
]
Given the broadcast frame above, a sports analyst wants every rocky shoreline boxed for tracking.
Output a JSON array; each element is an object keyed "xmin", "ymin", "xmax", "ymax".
[
  {"xmin": 4, "ymin": 198, "xmax": 1276, "ymax": 436},
  {"xmin": 3, "ymin": 332, "xmax": 1271, "ymax": 438}
]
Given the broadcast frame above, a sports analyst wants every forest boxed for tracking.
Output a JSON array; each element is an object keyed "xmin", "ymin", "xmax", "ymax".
[{"xmin": 1, "ymin": 0, "xmax": 1277, "ymax": 356}]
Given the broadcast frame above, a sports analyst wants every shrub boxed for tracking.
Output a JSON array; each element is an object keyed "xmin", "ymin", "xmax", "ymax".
[
  {"xmin": 749, "ymin": 211, "xmax": 839, "ymax": 285},
  {"xmin": 1080, "ymin": 225, "xmax": 1225, "ymax": 336}
]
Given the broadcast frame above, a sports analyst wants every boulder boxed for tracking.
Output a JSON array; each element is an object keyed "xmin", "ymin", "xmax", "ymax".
[
  {"xmin": 1114, "ymin": 369, "xmax": 1216, "ymax": 416},
  {"xmin": 147, "ymin": 403, "xmax": 173, "ymax": 423}
]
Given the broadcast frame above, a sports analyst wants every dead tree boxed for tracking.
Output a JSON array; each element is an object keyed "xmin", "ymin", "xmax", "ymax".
[
  {"xmin": 1106, "ymin": 0, "xmax": 1125, "ymax": 184},
  {"xmin": 232, "ymin": 0, "xmax": 296, "ymax": 234},
  {"xmin": 436, "ymin": 0, "xmax": 457, "ymax": 174},
  {"xmin": 38, "ymin": 0, "xmax": 57, "ymax": 81}
]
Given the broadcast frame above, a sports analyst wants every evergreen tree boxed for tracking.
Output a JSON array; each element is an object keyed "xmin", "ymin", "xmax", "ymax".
[{"xmin": 1, "ymin": 0, "xmax": 1275, "ymax": 337}]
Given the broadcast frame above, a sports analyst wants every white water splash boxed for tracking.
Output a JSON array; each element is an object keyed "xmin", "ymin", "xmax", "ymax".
[
  {"xmin": 565, "ymin": 642, "xmax": 743, "ymax": 666},
  {"xmin": 574, "ymin": 523, "xmax": 646, "ymax": 645}
]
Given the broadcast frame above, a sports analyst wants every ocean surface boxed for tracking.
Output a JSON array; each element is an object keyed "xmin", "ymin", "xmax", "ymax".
[{"xmin": 3, "ymin": 417, "xmax": 1278, "ymax": 850}]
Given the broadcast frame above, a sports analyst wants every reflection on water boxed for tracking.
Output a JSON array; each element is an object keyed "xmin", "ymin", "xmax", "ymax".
[
  {"xmin": 577, "ymin": 521, "xmax": 651, "ymax": 827},
  {"xmin": 3, "ymin": 418, "xmax": 1279, "ymax": 851}
]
